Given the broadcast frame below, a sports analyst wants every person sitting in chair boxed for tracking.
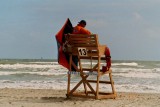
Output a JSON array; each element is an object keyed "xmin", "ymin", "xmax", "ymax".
[
  {"xmin": 71, "ymin": 20, "xmax": 91, "ymax": 71},
  {"xmin": 72, "ymin": 20, "xmax": 91, "ymax": 35}
]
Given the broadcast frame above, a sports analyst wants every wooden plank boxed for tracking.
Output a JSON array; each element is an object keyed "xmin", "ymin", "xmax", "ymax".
[
  {"xmin": 70, "ymin": 93, "xmax": 96, "ymax": 99},
  {"xmin": 70, "ymin": 47, "xmax": 98, "ymax": 50},
  {"xmin": 69, "ymin": 39, "xmax": 98, "ymax": 43},
  {"xmin": 69, "ymin": 80, "xmax": 83, "ymax": 95},
  {"xmin": 71, "ymin": 41, "xmax": 96, "ymax": 44},
  {"xmin": 67, "ymin": 73, "xmax": 71, "ymax": 96},
  {"xmin": 69, "ymin": 34, "xmax": 97, "ymax": 38},
  {"xmin": 71, "ymin": 42, "xmax": 97, "ymax": 45},
  {"xmin": 69, "ymin": 92, "xmax": 116, "ymax": 99},
  {"xmin": 98, "ymin": 94, "xmax": 116, "ymax": 99},
  {"xmin": 79, "ymin": 56, "xmax": 106, "ymax": 60},
  {"xmin": 99, "ymin": 70, "xmax": 112, "ymax": 75},
  {"xmin": 81, "ymin": 75, "xmax": 96, "ymax": 96},
  {"xmin": 73, "ymin": 44, "xmax": 97, "ymax": 47},
  {"xmin": 99, "ymin": 92, "xmax": 114, "ymax": 95},
  {"xmin": 87, "ymin": 80, "xmax": 112, "ymax": 84},
  {"xmin": 69, "ymin": 38, "xmax": 96, "ymax": 41},
  {"xmin": 68, "ymin": 34, "xmax": 99, "ymax": 48},
  {"xmin": 109, "ymin": 73, "xmax": 116, "ymax": 94},
  {"xmin": 71, "ymin": 52, "xmax": 99, "ymax": 56}
]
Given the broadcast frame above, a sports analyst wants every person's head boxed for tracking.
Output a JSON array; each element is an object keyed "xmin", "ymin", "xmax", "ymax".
[{"xmin": 78, "ymin": 20, "xmax": 86, "ymax": 27}]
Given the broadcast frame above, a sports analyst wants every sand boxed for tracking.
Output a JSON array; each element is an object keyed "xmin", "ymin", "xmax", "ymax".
[{"xmin": 0, "ymin": 88, "xmax": 160, "ymax": 107}]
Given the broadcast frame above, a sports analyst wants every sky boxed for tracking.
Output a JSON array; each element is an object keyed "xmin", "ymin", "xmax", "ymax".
[{"xmin": 0, "ymin": 0, "xmax": 160, "ymax": 61}]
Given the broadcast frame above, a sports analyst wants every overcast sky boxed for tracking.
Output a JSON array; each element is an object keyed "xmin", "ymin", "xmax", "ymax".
[{"xmin": 0, "ymin": 0, "xmax": 160, "ymax": 61}]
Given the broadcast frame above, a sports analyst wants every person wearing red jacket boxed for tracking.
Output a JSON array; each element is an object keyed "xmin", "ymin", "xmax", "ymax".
[
  {"xmin": 71, "ymin": 20, "xmax": 91, "ymax": 71},
  {"xmin": 73, "ymin": 20, "xmax": 91, "ymax": 34},
  {"xmin": 72, "ymin": 20, "xmax": 111, "ymax": 72}
]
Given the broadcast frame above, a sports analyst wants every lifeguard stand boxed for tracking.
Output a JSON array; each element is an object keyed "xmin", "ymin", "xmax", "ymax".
[{"xmin": 65, "ymin": 34, "xmax": 116, "ymax": 99}]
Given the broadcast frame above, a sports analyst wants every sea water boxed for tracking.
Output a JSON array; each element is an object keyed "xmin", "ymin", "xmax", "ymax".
[{"xmin": 0, "ymin": 59, "xmax": 160, "ymax": 93}]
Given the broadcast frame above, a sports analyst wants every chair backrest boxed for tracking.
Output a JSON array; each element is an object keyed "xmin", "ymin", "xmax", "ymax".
[{"xmin": 66, "ymin": 34, "xmax": 100, "ymax": 57}]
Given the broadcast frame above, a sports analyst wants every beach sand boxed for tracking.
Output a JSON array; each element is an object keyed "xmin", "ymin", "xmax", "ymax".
[{"xmin": 0, "ymin": 88, "xmax": 160, "ymax": 107}]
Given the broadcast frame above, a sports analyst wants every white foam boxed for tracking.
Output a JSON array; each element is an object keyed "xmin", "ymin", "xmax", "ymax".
[
  {"xmin": 0, "ymin": 61, "xmax": 160, "ymax": 94},
  {"xmin": 0, "ymin": 70, "xmax": 67, "ymax": 76},
  {"xmin": 153, "ymin": 68, "xmax": 160, "ymax": 72},
  {"xmin": 112, "ymin": 68, "xmax": 160, "ymax": 78},
  {"xmin": 114, "ymin": 72, "xmax": 160, "ymax": 78},
  {"xmin": 28, "ymin": 62, "xmax": 57, "ymax": 64},
  {"xmin": 0, "ymin": 80, "xmax": 68, "ymax": 89},
  {"xmin": 113, "ymin": 67, "xmax": 155, "ymax": 73},
  {"xmin": 0, "ymin": 63, "xmax": 58, "ymax": 69},
  {"xmin": 112, "ymin": 62, "xmax": 138, "ymax": 66},
  {"xmin": 0, "ymin": 80, "xmax": 159, "ymax": 93}
]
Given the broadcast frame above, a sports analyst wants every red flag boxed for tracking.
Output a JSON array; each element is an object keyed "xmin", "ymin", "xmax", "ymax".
[{"xmin": 55, "ymin": 18, "xmax": 73, "ymax": 69}]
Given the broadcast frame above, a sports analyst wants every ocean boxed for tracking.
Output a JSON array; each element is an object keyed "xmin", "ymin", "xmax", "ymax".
[{"xmin": 0, "ymin": 59, "xmax": 160, "ymax": 93}]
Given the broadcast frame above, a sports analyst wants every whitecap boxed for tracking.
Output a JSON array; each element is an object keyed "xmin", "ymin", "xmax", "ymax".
[{"xmin": 112, "ymin": 62, "xmax": 138, "ymax": 66}]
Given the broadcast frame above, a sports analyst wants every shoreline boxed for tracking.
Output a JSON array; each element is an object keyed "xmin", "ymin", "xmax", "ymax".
[{"xmin": 0, "ymin": 88, "xmax": 160, "ymax": 107}]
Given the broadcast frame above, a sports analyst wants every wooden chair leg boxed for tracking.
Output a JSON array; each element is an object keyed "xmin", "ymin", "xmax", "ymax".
[
  {"xmin": 80, "ymin": 75, "xmax": 96, "ymax": 96},
  {"xmin": 69, "ymin": 79, "xmax": 83, "ymax": 95},
  {"xmin": 109, "ymin": 73, "xmax": 116, "ymax": 97},
  {"xmin": 71, "ymin": 74, "xmax": 96, "ymax": 94},
  {"xmin": 67, "ymin": 72, "xmax": 71, "ymax": 98},
  {"xmin": 96, "ymin": 75, "xmax": 100, "ymax": 99},
  {"xmin": 83, "ymin": 81, "xmax": 88, "ymax": 95}
]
